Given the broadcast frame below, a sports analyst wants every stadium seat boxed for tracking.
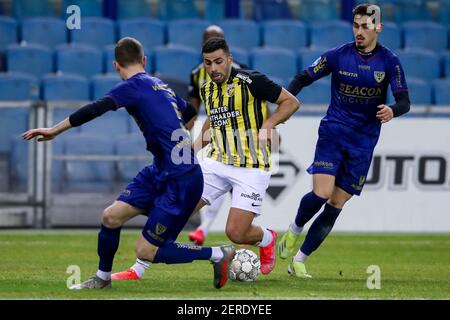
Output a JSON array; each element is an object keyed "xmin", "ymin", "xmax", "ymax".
[
  {"xmin": 378, "ymin": 21, "xmax": 402, "ymax": 51},
  {"xmin": 9, "ymin": 136, "xmax": 29, "ymax": 191},
  {"xmin": 167, "ymin": 19, "xmax": 210, "ymax": 50},
  {"xmin": 50, "ymin": 136, "xmax": 65, "ymax": 192},
  {"xmin": 205, "ymin": 0, "xmax": 226, "ymax": 22},
  {"xmin": 56, "ymin": 44, "xmax": 103, "ymax": 78},
  {"xmin": 6, "ymin": 43, "xmax": 53, "ymax": 78},
  {"xmin": 219, "ymin": 20, "xmax": 260, "ymax": 50},
  {"xmin": 403, "ymin": 21, "xmax": 448, "ymax": 54},
  {"xmin": 394, "ymin": 0, "xmax": 432, "ymax": 22},
  {"xmin": 80, "ymin": 108, "xmax": 130, "ymax": 136},
  {"xmin": 296, "ymin": 78, "xmax": 331, "ymax": 104},
  {"xmin": 250, "ymin": 47, "xmax": 297, "ymax": 85},
  {"xmin": 230, "ymin": 47, "xmax": 250, "ymax": 67},
  {"xmin": 252, "ymin": 0, "xmax": 293, "ymax": 21},
  {"xmin": 42, "ymin": 73, "xmax": 90, "ymax": 101},
  {"xmin": 63, "ymin": 134, "xmax": 115, "ymax": 192},
  {"xmin": 118, "ymin": 18, "xmax": 165, "ymax": 53},
  {"xmin": 0, "ymin": 16, "xmax": 18, "ymax": 51},
  {"xmin": 0, "ymin": 108, "xmax": 28, "ymax": 154},
  {"xmin": 70, "ymin": 17, "xmax": 116, "ymax": 50},
  {"xmin": 443, "ymin": 52, "xmax": 450, "ymax": 78},
  {"xmin": 433, "ymin": 78, "xmax": 450, "ymax": 105},
  {"xmin": 116, "ymin": 134, "xmax": 153, "ymax": 183},
  {"xmin": 437, "ymin": 0, "xmax": 450, "ymax": 25},
  {"xmin": 398, "ymin": 49, "xmax": 441, "ymax": 81},
  {"xmin": 103, "ymin": 44, "xmax": 152, "ymax": 74},
  {"xmin": 0, "ymin": 72, "xmax": 39, "ymax": 101},
  {"xmin": 51, "ymin": 107, "xmax": 81, "ymax": 135},
  {"xmin": 153, "ymin": 46, "xmax": 200, "ymax": 83},
  {"xmin": 262, "ymin": 20, "xmax": 308, "ymax": 51},
  {"xmin": 21, "ymin": 17, "xmax": 67, "ymax": 49},
  {"xmin": 117, "ymin": 0, "xmax": 152, "ymax": 20},
  {"xmin": 158, "ymin": 0, "xmax": 199, "ymax": 21},
  {"xmin": 309, "ymin": 20, "xmax": 353, "ymax": 49},
  {"xmin": 12, "ymin": 0, "xmax": 55, "ymax": 18},
  {"xmin": 61, "ymin": 0, "xmax": 103, "ymax": 17},
  {"xmin": 299, "ymin": 0, "xmax": 339, "ymax": 22},
  {"xmin": 298, "ymin": 47, "xmax": 328, "ymax": 71},
  {"xmin": 91, "ymin": 73, "xmax": 121, "ymax": 100},
  {"xmin": 406, "ymin": 78, "xmax": 432, "ymax": 105}
]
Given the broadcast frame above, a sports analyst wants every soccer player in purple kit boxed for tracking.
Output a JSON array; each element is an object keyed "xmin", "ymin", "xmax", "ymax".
[
  {"xmin": 277, "ymin": 3, "xmax": 411, "ymax": 277},
  {"xmin": 22, "ymin": 37, "xmax": 235, "ymax": 290}
]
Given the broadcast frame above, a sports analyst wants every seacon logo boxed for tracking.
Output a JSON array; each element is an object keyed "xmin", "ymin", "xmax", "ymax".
[
  {"xmin": 365, "ymin": 153, "xmax": 450, "ymax": 191},
  {"xmin": 266, "ymin": 149, "xmax": 301, "ymax": 201}
]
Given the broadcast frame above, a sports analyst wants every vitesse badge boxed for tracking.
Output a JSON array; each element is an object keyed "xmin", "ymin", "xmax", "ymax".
[
  {"xmin": 374, "ymin": 71, "xmax": 385, "ymax": 83},
  {"xmin": 226, "ymin": 83, "xmax": 235, "ymax": 97},
  {"xmin": 156, "ymin": 223, "xmax": 167, "ymax": 235}
]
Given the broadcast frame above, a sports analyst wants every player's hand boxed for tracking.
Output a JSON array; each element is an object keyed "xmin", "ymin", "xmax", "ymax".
[
  {"xmin": 258, "ymin": 122, "xmax": 274, "ymax": 149},
  {"xmin": 21, "ymin": 128, "xmax": 57, "ymax": 142},
  {"xmin": 376, "ymin": 104, "xmax": 394, "ymax": 123}
]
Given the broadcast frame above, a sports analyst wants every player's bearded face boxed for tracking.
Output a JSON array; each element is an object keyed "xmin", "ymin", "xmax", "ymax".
[
  {"xmin": 203, "ymin": 49, "xmax": 233, "ymax": 84},
  {"xmin": 353, "ymin": 14, "xmax": 379, "ymax": 50}
]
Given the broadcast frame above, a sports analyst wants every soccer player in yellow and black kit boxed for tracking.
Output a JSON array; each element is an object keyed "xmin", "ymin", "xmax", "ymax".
[
  {"xmin": 192, "ymin": 37, "xmax": 299, "ymax": 275},
  {"xmin": 187, "ymin": 25, "xmax": 248, "ymax": 246}
]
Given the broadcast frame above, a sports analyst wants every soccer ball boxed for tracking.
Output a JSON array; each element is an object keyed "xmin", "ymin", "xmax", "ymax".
[{"xmin": 228, "ymin": 249, "xmax": 260, "ymax": 282}]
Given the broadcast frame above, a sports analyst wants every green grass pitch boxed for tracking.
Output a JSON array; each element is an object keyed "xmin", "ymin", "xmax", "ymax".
[{"xmin": 0, "ymin": 230, "xmax": 448, "ymax": 299}]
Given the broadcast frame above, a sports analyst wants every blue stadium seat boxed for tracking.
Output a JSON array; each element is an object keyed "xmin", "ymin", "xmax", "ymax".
[
  {"xmin": 379, "ymin": 21, "xmax": 402, "ymax": 51},
  {"xmin": 0, "ymin": 108, "xmax": 28, "ymax": 154},
  {"xmin": 117, "ymin": 0, "xmax": 152, "ymax": 20},
  {"xmin": 309, "ymin": 20, "xmax": 353, "ymax": 49},
  {"xmin": 51, "ymin": 107, "xmax": 81, "ymax": 135},
  {"xmin": 251, "ymin": 47, "xmax": 297, "ymax": 85},
  {"xmin": 437, "ymin": 0, "xmax": 450, "ymax": 25},
  {"xmin": 103, "ymin": 44, "xmax": 152, "ymax": 74},
  {"xmin": 42, "ymin": 73, "xmax": 90, "ymax": 101},
  {"xmin": 219, "ymin": 20, "xmax": 260, "ymax": 50},
  {"xmin": 9, "ymin": 136, "xmax": 29, "ymax": 191},
  {"xmin": 297, "ymin": 78, "xmax": 330, "ymax": 104},
  {"xmin": 56, "ymin": 44, "xmax": 103, "ymax": 78},
  {"xmin": 0, "ymin": 17, "xmax": 18, "ymax": 51},
  {"xmin": 118, "ymin": 18, "xmax": 165, "ymax": 53},
  {"xmin": 158, "ymin": 0, "xmax": 198, "ymax": 21},
  {"xmin": 262, "ymin": 20, "xmax": 308, "ymax": 51},
  {"xmin": 153, "ymin": 46, "xmax": 200, "ymax": 83},
  {"xmin": 252, "ymin": 0, "xmax": 293, "ymax": 21},
  {"xmin": 231, "ymin": 47, "xmax": 250, "ymax": 67},
  {"xmin": 116, "ymin": 134, "xmax": 153, "ymax": 183},
  {"xmin": 406, "ymin": 78, "xmax": 432, "ymax": 105},
  {"xmin": 61, "ymin": 0, "xmax": 103, "ymax": 17},
  {"xmin": 403, "ymin": 21, "xmax": 448, "ymax": 54},
  {"xmin": 80, "ymin": 108, "xmax": 130, "ymax": 136},
  {"xmin": 394, "ymin": 0, "xmax": 432, "ymax": 22},
  {"xmin": 205, "ymin": 0, "xmax": 226, "ymax": 22},
  {"xmin": 50, "ymin": 136, "xmax": 65, "ymax": 192},
  {"xmin": 12, "ymin": 0, "xmax": 55, "ymax": 18},
  {"xmin": 433, "ymin": 78, "xmax": 450, "ymax": 105},
  {"xmin": 6, "ymin": 43, "xmax": 53, "ymax": 78},
  {"xmin": 167, "ymin": 19, "xmax": 210, "ymax": 50},
  {"xmin": 300, "ymin": 0, "xmax": 339, "ymax": 22},
  {"xmin": 21, "ymin": 17, "xmax": 67, "ymax": 49},
  {"xmin": 70, "ymin": 17, "xmax": 116, "ymax": 50},
  {"xmin": 443, "ymin": 52, "xmax": 450, "ymax": 78},
  {"xmin": 0, "ymin": 72, "xmax": 39, "ymax": 100},
  {"xmin": 397, "ymin": 49, "xmax": 441, "ymax": 81},
  {"xmin": 91, "ymin": 73, "xmax": 121, "ymax": 100},
  {"xmin": 63, "ymin": 134, "xmax": 115, "ymax": 192},
  {"xmin": 298, "ymin": 47, "xmax": 327, "ymax": 71}
]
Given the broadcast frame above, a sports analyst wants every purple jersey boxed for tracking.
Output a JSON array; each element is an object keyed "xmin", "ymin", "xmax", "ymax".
[
  {"xmin": 307, "ymin": 42, "xmax": 408, "ymax": 140},
  {"xmin": 106, "ymin": 72, "xmax": 195, "ymax": 180}
]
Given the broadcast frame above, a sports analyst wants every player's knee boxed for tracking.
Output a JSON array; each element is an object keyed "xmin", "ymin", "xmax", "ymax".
[
  {"xmin": 101, "ymin": 208, "xmax": 122, "ymax": 228},
  {"xmin": 327, "ymin": 197, "xmax": 347, "ymax": 209},
  {"xmin": 225, "ymin": 227, "xmax": 246, "ymax": 244}
]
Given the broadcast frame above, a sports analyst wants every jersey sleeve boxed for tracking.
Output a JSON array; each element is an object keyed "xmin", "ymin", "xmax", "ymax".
[
  {"xmin": 386, "ymin": 54, "xmax": 409, "ymax": 94},
  {"xmin": 188, "ymin": 70, "xmax": 200, "ymax": 100},
  {"xmin": 305, "ymin": 48, "xmax": 337, "ymax": 81},
  {"xmin": 105, "ymin": 81, "xmax": 140, "ymax": 108},
  {"xmin": 247, "ymin": 71, "xmax": 283, "ymax": 103}
]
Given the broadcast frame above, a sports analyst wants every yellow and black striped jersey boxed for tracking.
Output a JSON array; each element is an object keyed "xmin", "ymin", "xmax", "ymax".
[
  {"xmin": 189, "ymin": 61, "xmax": 245, "ymax": 100},
  {"xmin": 200, "ymin": 67, "xmax": 282, "ymax": 171}
]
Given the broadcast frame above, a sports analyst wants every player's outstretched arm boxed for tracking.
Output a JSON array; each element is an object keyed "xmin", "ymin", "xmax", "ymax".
[{"xmin": 22, "ymin": 118, "xmax": 72, "ymax": 142}]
